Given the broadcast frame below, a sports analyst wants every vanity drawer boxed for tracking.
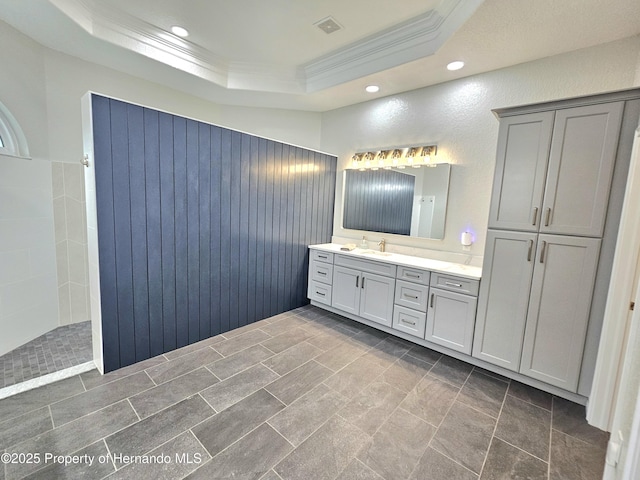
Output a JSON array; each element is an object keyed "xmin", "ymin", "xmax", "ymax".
[
  {"xmin": 394, "ymin": 280, "xmax": 429, "ymax": 312},
  {"xmin": 308, "ymin": 281, "xmax": 332, "ymax": 306},
  {"xmin": 430, "ymin": 273, "xmax": 479, "ymax": 296},
  {"xmin": 334, "ymin": 254, "xmax": 397, "ymax": 278},
  {"xmin": 392, "ymin": 305, "xmax": 427, "ymax": 338},
  {"xmin": 397, "ymin": 266, "xmax": 430, "ymax": 286},
  {"xmin": 311, "ymin": 250, "xmax": 334, "ymax": 264},
  {"xmin": 310, "ymin": 260, "xmax": 333, "ymax": 285}
]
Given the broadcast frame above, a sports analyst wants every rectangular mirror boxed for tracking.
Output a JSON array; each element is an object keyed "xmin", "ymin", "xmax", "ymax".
[{"xmin": 342, "ymin": 164, "xmax": 450, "ymax": 239}]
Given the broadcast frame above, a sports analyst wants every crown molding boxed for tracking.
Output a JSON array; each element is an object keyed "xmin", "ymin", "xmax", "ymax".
[
  {"xmin": 303, "ymin": 0, "xmax": 483, "ymax": 92},
  {"xmin": 48, "ymin": 0, "xmax": 483, "ymax": 95}
]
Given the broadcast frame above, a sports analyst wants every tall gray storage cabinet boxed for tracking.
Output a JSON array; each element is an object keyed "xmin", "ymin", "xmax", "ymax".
[{"xmin": 473, "ymin": 89, "xmax": 640, "ymax": 395}]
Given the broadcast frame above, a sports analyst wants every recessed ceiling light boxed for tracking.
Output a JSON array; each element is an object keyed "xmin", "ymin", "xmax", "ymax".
[
  {"xmin": 171, "ymin": 25, "xmax": 189, "ymax": 37},
  {"xmin": 447, "ymin": 61, "xmax": 465, "ymax": 71},
  {"xmin": 365, "ymin": 85, "xmax": 380, "ymax": 93}
]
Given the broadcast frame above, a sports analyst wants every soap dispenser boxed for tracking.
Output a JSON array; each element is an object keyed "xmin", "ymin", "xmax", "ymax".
[{"xmin": 359, "ymin": 236, "xmax": 368, "ymax": 249}]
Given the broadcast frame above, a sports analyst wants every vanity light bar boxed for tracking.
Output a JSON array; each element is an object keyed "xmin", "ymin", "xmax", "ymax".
[{"xmin": 350, "ymin": 145, "xmax": 438, "ymax": 170}]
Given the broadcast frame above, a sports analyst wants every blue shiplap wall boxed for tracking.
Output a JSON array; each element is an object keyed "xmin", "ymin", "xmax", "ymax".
[{"xmin": 92, "ymin": 95, "xmax": 336, "ymax": 372}]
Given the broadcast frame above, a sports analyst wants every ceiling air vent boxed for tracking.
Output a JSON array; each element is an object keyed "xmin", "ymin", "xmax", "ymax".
[{"xmin": 315, "ymin": 16, "xmax": 343, "ymax": 34}]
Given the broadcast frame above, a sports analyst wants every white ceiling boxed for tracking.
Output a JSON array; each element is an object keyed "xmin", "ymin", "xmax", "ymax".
[{"xmin": 1, "ymin": 0, "xmax": 639, "ymax": 112}]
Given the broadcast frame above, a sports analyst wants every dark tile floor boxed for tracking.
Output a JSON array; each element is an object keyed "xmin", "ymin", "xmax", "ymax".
[
  {"xmin": 0, "ymin": 306, "xmax": 608, "ymax": 480},
  {"xmin": 0, "ymin": 321, "xmax": 92, "ymax": 388}
]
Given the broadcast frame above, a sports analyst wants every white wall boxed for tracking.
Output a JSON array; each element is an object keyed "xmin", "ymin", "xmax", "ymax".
[
  {"xmin": 321, "ymin": 36, "xmax": 640, "ymax": 259},
  {"xmin": 43, "ymin": 49, "xmax": 323, "ymax": 167},
  {"xmin": 0, "ymin": 24, "xmax": 58, "ymax": 355}
]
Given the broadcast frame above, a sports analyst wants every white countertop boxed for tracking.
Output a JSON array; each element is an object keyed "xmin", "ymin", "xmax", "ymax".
[{"xmin": 309, "ymin": 243, "xmax": 482, "ymax": 280}]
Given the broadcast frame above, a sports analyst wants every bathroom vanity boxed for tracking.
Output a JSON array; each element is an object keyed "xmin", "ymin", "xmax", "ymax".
[
  {"xmin": 308, "ymin": 244, "xmax": 484, "ymax": 370},
  {"xmin": 307, "ymin": 243, "xmax": 592, "ymax": 402}
]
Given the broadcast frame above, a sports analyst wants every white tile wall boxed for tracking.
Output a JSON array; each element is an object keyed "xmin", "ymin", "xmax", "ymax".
[
  {"xmin": 51, "ymin": 161, "xmax": 90, "ymax": 326},
  {"xmin": 0, "ymin": 157, "xmax": 59, "ymax": 356}
]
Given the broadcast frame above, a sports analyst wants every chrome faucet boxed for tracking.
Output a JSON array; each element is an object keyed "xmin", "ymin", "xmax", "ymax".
[{"xmin": 378, "ymin": 238, "xmax": 386, "ymax": 252}]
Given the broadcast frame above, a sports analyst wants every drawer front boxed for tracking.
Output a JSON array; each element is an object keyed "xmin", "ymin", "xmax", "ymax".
[
  {"xmin": 430, "ymin": 272, "xmax": 479, "ymax": 296},
  {"xmin": 397, "ymin": 266, "xmax": 431, "ymax": 286},
  {"xmin": 311, "ymin": 250, "xmax": 334, "ymax": 264},
  {"xmin": 310, "ymin": 260, "xmax": 333, "ymax": 285},
  {"xmin": 394, "ymin": 280, "xmax": 429, "ymax": 312},
  {"xmin": 392, "ymin": 305, "xmax": 427, "ymax": 338},
  {"xmin": 334, "ymin": 254, "xmax": 397, "ymax": 278},
  {"xmin": 308, "ymin": 280, "xmax": 332, "ymax": 306}
]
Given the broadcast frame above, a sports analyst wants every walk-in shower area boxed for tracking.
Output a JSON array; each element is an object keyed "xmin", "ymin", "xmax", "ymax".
[
  {"xmin": 0, "ymin": 139, "xmax": 94, "ymax": 396},
  {"xmin": 0, "ymin": 321, "xmax": 92, "ymax": 388}
]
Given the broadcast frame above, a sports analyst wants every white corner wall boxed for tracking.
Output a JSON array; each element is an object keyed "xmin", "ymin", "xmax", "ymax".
[
  {"xmin": 0, "ymin": 23, "xmax": 58, "ymax": 355},
  {"xmin": 321, "ymin": 35, "xmax": 640, "ymax": 258}
]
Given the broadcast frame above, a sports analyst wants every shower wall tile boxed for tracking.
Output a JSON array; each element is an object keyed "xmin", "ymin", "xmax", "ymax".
[
  {"xmin": 52, "ymin": 161, "xmax": 89, "ymax": 327},
  {"xmin": 55, "ymin": 241, "xmax": 69, "ymax": 285},
  {"xmin": 64, "ymin": 197, "xmax": 85, "ymax": 244},
  {"xmin": 68, "ymin": 240, "xmax": 87, "ymax": 285},
  {"xmin": 58, "ymin": 283, "xmax": 71, "ymax": 326},
  {"xmin": 53, "ymin": 197, "xmax": 67, "ymax": 242},
  {"xmin": 52, "ymin": 162, "xmax": 65, "ymax": 199},
  {"xmin": 0, "ymin": 158, "xmax": 59, "ymax": 356},
  {"xmin": 28, "ymin": 243, "xmax": 58, "ymax": 278},
  {"xmin": 64, "ymin": 163, "xmax": 84, "ymax": 202},
  {"xmin": 0, "ymin": 249, "xmax": 30, "ymax": 286},
  {"xmin": 70, "ymin": 282, "xmax": 89, "ymax": 323}
]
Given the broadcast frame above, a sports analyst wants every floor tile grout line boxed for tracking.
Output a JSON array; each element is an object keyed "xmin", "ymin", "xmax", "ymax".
[
  {"xmin": 505, "ymin": 391, "xmax": 552, "ymax": 413},
  {"xmin": 550, "ymin": 426, "xmax": 607, "ymax": 450},
  {"xmin": 476, "ymin": 376, "xmax": 511, "ymax": 479},
  {"xmin": 127, "ymin": 398, "xmax": 141, "ymax": 421},
  {"xmin": 492, "ymin": 435, "xmax": 551, "ymax": 465},
  {"xmin": 412, "ymin": 364, "xmax": 486, "ymax": 478}
]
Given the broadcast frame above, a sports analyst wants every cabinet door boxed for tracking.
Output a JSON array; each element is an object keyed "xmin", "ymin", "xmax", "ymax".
[
  {"xmin": 540, "ymin": 102, "xmax": 623, "ymax": 236},
  {"xmin": 520, "ymin": 235, "xmax": 601, "ymax": 391},
  {"xmin": 331, "ymin": 266, "xmax": 361, "ymax": 315},
  {"xmin": 472, "ymin": 230, "xmax": 536, "ymax": 371},
  {"xmin": 360, "ymin": 272, "xmax": 395, "ymax": 327},
  {"xmin": 425, "ymin": 288, "xmax": 477, "ymax": 355},
  {"xmin": 488, "ymin": 112, "xmax": 554, "ymax": 231}
]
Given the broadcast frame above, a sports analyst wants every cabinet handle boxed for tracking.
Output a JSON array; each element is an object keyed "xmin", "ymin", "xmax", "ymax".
[
  {"xmin": 316, "ymin": 291, "xmax": 325, "ymax": 297},
  {"xmin": 405, "ymin": 272, "xmax": 420, "ymax": 279},
  {"xmin": 430, "ymin": 293, "xmax": 434, "ymax": 308},
  {"xmin": 402, "ymin": 319, "xmax": 416, "ymax": 326},
  {"xmin": 403, "ymin": 293, "xmax": 419, "ymax": 299},
  {"xmin": 362, "ymin": 277, "xmax": 365, "ymax": 289},
  {"xmin": 318, "ymin": 271, "xmax": 327, "ymax": 276},
  {"xmin": 444, "ymin": 281, "xmax": 462, "ymax": 288},
  {"xmin": 356, "ymin": 276, "xmax": 359, "ymax": 288},
  {"xmin": 527, "ymin": 239, "xmax": 533, "ymax": 262},
  {"xmin": 540, "ymin": 241, "xmax": 547, "ymax": 263},
  {"xmin": 318, "ymin": 255, "xmax": 328, "ymax": 259},
  {"xmin": 532, "ymin": 207, "xmax": 538, "ymax": 226},
  {"xmin": 544, "ymin": 207, "xmax": 551, "ymax": 227}
]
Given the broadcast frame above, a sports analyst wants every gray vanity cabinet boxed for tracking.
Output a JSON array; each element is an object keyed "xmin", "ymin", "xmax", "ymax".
[
  {"xmin": 488, "ymin": 102, "xmax": 623, "ymax": 237},
  {"xmin": 519, "ymin": 235, "xmax": 600, "ymax": 391},
  {"xmin": 477, "ymin": 93, "xmax": 630, "ymax": 393},
  {"xmin": 426, "ymin": 287, "xmax": 477, "ymax": 355},
  {"xmin": 473, "ymin": 230, "xmax": 537, "ymax": 371},
  {"xmin": 539, "ymin": 102, "xmax": 623, "ymax": 237},
  {"xmin": 488, "ymin": 111, "xmax": 554, "ymax": 232},
  {"xmin": 331, "ymin": 256, "xmax": 396, "ymax": 327}
]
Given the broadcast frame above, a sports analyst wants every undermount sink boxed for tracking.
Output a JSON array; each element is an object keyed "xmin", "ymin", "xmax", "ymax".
[{"xmin": 361, "ymin": 250, "xmax": 393, "ymax": 257}]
